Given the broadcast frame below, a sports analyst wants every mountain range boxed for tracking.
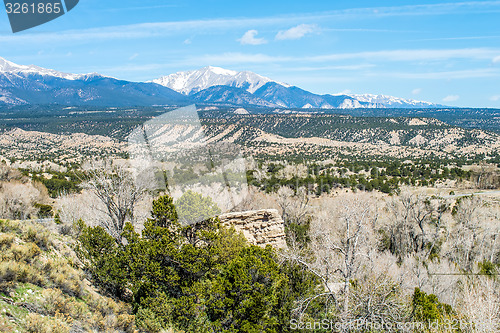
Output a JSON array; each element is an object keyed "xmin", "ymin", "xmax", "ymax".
[{"xmin": 0, "ymin": 56, "xmax": 444, "ymax": 109}]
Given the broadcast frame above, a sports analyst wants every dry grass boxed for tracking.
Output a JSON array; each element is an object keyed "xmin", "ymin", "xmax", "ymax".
[
  {"xmin": 25, "ymin": 313, "xmax": 70, "ymax": 333},
  {"xmin": 0, "ymin": 219, "xmax": 138, "ymax": 333}
]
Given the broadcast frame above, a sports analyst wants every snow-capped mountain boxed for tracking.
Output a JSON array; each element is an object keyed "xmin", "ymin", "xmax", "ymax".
[
  {"xmin": 348, "ymin": 94, "xmax": 440, "ymax": 108},
  {"xmin": 0, "ymin": 56, "xmax": 80, "ymax": 80},
  {"xmin": 0, "ymin": 57, "xmax": 188, "ymax": 107},
  {"xmin": 0, "ymin": 57, "xmax": 445, "ymax": 109},
  {"xmin": 154, "ymin": 66, "xmax": 442, "ymax": 109},
  {"xmin": 153, "ymin": 66, "xmax": 290, "ymax": 95}
]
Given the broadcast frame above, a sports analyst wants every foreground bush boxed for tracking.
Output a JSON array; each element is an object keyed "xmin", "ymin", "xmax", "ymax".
[{"xmin": 76, "ymin": 194, "xmax": 317, "ymax": 332}]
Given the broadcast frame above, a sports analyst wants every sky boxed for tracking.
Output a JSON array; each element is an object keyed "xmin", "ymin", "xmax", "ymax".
[{"xmin": 1, "ymin": 0, "xmax": 500, "ymax": 107}]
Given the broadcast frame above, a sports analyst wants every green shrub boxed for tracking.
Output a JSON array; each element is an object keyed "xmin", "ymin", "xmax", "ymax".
[
  {"xmin": 412, "ymin": 287, "xmax": 455, "ymax": 326},
  {"xmin": 478, "ymin": 260, "xmax": 498, "ymax": 277},
  {"xmin": 34, "ymin": 203, "xmax": 53, "ymax": 218},
  {"xmin": 136, "ymin": 307, "xmax": 165, "ymax": 333},
  {"xmin": 174, "ymin": 190, "xmax": 221, "ymax": 225},
  {"xmin": 76, "ymin": 194, "xmax": 318, "ymax": 333}
]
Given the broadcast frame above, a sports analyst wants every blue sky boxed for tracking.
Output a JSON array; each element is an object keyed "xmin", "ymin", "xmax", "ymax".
[{"xmin": 1, "ymin": 0, "xmax": 500, "ymax": 107}]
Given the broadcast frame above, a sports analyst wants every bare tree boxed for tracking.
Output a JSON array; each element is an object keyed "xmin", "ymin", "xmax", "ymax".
[
  {"xmin": 458, "ymin": 276, "xmax": 500, "ymax": 333},
  {"xmin": 276, "ymin": 186, "xmax": 310, "ymax": 226},
  {"xmin": 81, "ymin": 160, "xmax": 148, "ymax": 242},
  {"xmin": 0, "ymin": 181, "xmax": 46, "ymax": 220},
  {"xmin": 283, "ymin": 194, "xmax": 376, "ymax": 324},
  {"xmin": 386, "ymin": 191, "xmax": 439, "ymax": 259},
  {"xmin": 446, "ymin": 196, "xmax": 499, "ymax": 270}
]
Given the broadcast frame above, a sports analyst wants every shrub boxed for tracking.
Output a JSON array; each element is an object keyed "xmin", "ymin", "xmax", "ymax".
[
  {"xmin": 0, "ymin": 316, "xmax": 15, "ymax": 332},
  {"xmin": 412, "ymin": 287, "xmax": 455, "ymax": 324},
  {"xmin": 25, "ymin": 313, "xmax": 70, "ymax": 333},
  {"xmin": 8, "ymin": 243, "xmax": 41, "ymax": 263},
  {"xmin": 34, "ymin": 203, "xmax": 53, "ymax": 218},
  {"xmin": 0, "ymin": 233, "xmax": 14, "ymax": 250},
  {"xmin": 42, "ymin": 259, "xmax": 84, "ymax": 297},
  {"xmin": 58, "ymin": 224, "xmax": 73, "ymax": 236},
  {"xmin": 136, "ymin": 307, "xmax": 165, "ymax": 333},
  {"xmin": 0, "ymin": 261, "xmax": 44, "ymax": 285},
  {"xmin": 174, "ymin": 190, "xmax": 221, "ymax": 225},
  {"xmin": 0, "ymin": 219, "xmax": 21, "ymax": 233},
  {"xmin": 76, "ymin": 194, "xmax": 317, "ymax": 332},
  {"xmin": 22, "ymin": 227, "xmax": 52, "ymax": 251}
]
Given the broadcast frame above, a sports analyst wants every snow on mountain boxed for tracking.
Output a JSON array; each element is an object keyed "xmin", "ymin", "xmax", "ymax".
[
  {"xmin": 0, "ymin": 57, "xmax": 445, "ymax": 109},
  {"xmin": 347, "ymin": 93, "xmax": 441, "ymax": 108},
  {"xmin": 0, "ymin": 57, "xmax": 188, "ymax": 107},
  {"xmin": 153, "ymin": 66, "xmax": 290, "ymax": 95},
  {"xmin": 338, "ymin": 98, "xmax": 365, "ymax": 109},
  {"xmin": 0, "ymin": 56, "xmax": 81, "ymax": 80}
]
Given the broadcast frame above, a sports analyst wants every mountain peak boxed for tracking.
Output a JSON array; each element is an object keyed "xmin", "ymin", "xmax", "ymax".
[
  {"xmin": 347, "ymin": 93, "xmax": 441, "ymax": 108},
  {"xmin": 0, "ymin": 56, "xmax": 444, "ymax": 109},
  {"xmin": 0, "ymin": 56, "xmax": 27, "ymax": 72},
  {"xmin": 203, "ymin": 66, "xmax": 238, "ymax": 76},
  {"xmin": 0, "ymin": 56, "xmax": 80, "ymax": 80},
  {"xmin": 152, "ymin": 66, "xmax": 289, "ymax": 95}
]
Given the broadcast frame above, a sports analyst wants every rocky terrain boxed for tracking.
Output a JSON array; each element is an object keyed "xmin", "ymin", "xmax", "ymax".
[
  {"xmin": 219, "ymin": 209, "xmax": 287, "ymax": 248},
  {"xmin": 1, "ymin": 113, "xmax": 499, "ymax": 166}
]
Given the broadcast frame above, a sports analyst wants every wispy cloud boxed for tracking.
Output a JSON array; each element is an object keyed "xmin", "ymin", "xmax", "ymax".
[
  {"xmin": 490, "ymin": 95, "xmax": 500, "ymax": 101},
  {"xmin": 412, "ymin": 88, "xmax": 422, "ymax": 95},
  {"xmin": 382, "ymin": 68, "xmax": 499, "ymax": 79},
  {"xmin": 409, "ymin": 35, "xmax": 500, "ymax": 42},
  {"xmin": 443, "ymin": 95, "xmax": 460, "ymax": 102},
  {"xmin": 238, "ymin": 30, "xmax": 267, "ymax": 45},
  {"xmin": 275, "ymin": 24, "xmax": 318, "ymax": 40},
  {"xmin": 309, "ymin": 48, "xmax": 500, "ymax": 62},
  {"xmin": 175, "ymin": 48, "xmax": 500, "ymax": 67},
  {"xmin": 273, "ymin": 64, "xmax": 376, "ymax": 72},
  {"xmin": 2, "ymin": 2, "xmax": 500, "ymax": 44}
]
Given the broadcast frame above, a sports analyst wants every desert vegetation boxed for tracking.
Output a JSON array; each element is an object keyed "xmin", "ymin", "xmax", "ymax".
[
  {"xmin": 0, "ymin": 108, "xmax": 499, "ymax": 332},
  {"xmin": 1, "ymin": 155, "xmax": 498, "ymax": 332}
]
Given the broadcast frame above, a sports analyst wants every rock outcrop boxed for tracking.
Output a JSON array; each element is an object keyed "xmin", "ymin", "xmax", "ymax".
[{"xmin": 219, "ymin": 209, "xmax": 287, "ymax": 248}]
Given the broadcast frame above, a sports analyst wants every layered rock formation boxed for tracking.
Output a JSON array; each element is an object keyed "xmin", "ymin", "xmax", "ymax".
[{"xmin": 219, "ymin": 209, "xmax": 287, "ymax": 248}]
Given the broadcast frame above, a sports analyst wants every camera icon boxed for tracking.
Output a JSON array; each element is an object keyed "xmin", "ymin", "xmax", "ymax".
[{"xmin": 4, "ymin": 0, "xmax": 79, "ymax": 33}]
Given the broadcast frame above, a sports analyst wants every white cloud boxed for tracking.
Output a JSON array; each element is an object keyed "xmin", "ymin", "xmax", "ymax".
[
  {"xmin": 490, "ymin": 95, "xmax": 500, "ymax": 101},
  {"xmin": 443, "ymin": 95, "xmax": 460, "ymax": 102},
  {"xmin": 275, "ymin": 24, "xmax": 318, "ymax": 40},
  {"xmin": 493, "ymin": 55, "xmax": 500, "ymax": 63},
  {"xmin": 1, "ymin": 2, "xmax": 500, "ymax": 44},
  {"xmin": 183, "ymin": 39, "xmax": 192, "ymax": 45},
  {"xmin": 412, "ymin": 88, "xmax": 422, "ymax": 95},
  {"xmin": 129, "ymin": 53, "xmax": 139, "ymax": 60},
  {"xmin": 237, "ymin": 30, "xmax": 267, "ymax": 45}
]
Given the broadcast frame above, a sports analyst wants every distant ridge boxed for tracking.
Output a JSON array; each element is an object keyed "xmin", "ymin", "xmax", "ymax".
[{"xmin": 0, "ymin": 56, "xmax": 445, "ymax": 108}]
